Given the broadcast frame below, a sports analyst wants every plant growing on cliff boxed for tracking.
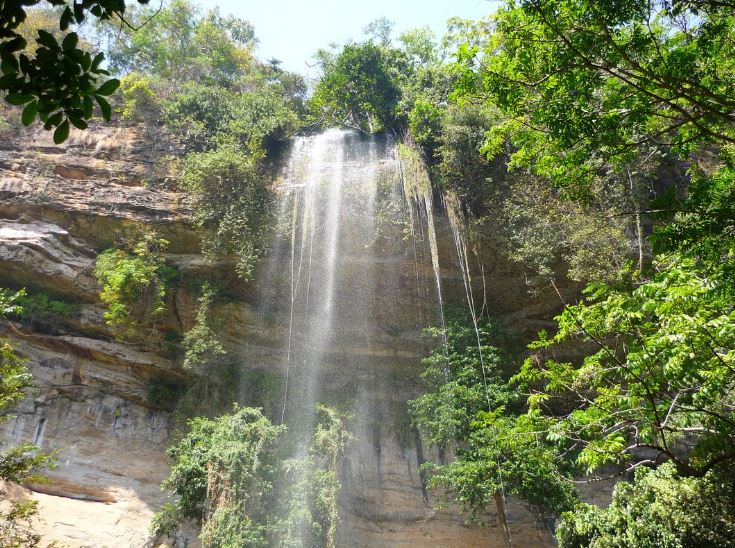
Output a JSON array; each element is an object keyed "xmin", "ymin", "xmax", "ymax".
[
  {"xmin": 0, "ymin": 291, "xmax": 55, "ymax": 547},
  {"xmin": 182, "ymin": 284, "xmax": 226, "ymax": 371},
  {"xmin": 152, "ymin": 404, "xmax": 352, "ymax": 548},
  {"xmin": 410, "ymin": 310, "xmax": 578, "ymax": 532},
  {"xmin": 182, "ymin": 146, "xmax": 272, "ymax": 279},
  {"xmin": 94, "ymin": 232, "xmax": 170, "ymax": 338}
]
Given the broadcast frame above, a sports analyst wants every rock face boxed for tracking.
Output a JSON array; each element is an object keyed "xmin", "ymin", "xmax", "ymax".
[{"xmin": 0, "ymin": 125, "xmax": 575, "ymax": 547}]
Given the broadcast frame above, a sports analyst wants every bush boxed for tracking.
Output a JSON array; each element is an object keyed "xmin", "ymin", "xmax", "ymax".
[
  {"xmin": 118, "ymin": 72, "xmax": 160, "ymax": 124},
  {"xmin": 94, "ymin": 233, "xmax": 169, "ymax": 338},
  {"xmin": 181, "ymin": 284, "xmax": 226, "ymax": 371},
  {"xmin": 11, "ymin": 292, "xmax": 79, "ymax": 333},
  {"xmin": 182, "ymin": 146, "xmax": 272, "ymax": 279},
  {"xmin": 145, "ymin": 375, "xmax": 187, "ymax": 410},
  {"xmin": 557, "ymin": 463, "xmax": 735, "ymax": 548}
]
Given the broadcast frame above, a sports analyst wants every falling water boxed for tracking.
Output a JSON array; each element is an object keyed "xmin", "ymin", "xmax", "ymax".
[
  {"xmin": 250, "ymin": 130, "xmax": 504, "ymax": 545},
  {"xmin": 257, "ymin": 129, "xmax": 394, "ymax": 453}
]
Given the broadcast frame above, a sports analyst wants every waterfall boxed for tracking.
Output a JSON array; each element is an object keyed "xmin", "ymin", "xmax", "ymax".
[
  {"xmin": 250, "ymin": 129, "xmax": 499, "ymax": 545},
  {"xmin": 258, "ymin": 129, "xmax": 392, "ymax": 449}
]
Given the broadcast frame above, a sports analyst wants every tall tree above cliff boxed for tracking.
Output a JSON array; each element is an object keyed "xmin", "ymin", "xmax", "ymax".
[
  {"xmin": 453, "ymin": 0, "xmax": 735, "ymax": 194},
  {"xmin": 0, "ymin": 0, "xmax": 150, "ymax": 142}
]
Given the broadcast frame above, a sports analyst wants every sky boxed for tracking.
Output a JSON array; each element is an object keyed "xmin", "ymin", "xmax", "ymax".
[{"xmin": 195, "ymin": 0, "xmax": 500, "ymax": 76}]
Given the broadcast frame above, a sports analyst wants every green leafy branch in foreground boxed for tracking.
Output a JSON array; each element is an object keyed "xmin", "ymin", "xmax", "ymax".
[
  {"xmin": 516, "ymin": 255, "xmax": 735, "ymax": 478},
  {"xmin": 0, "ymin": 1, "xmax": 157, "ymax": 140}
]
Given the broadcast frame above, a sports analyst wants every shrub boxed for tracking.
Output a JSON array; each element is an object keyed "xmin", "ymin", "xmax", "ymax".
[
  {"xmin": 182, "ymin": 146, "xmax": 272, "ymax": 279},
  {"xmin": 118, "ymin": 72, "xmax": 160, "ymax": 124},
  {"xmin": 145, "ymin": 374, "xmax": 187, "ymax": 410},
  {"xmin": 94, "ymin": 233, "xmax": 169, "ymax": 338},
  {"xmin": 181, "ymin": 284, "xmax": 226, "ymax": 371}
]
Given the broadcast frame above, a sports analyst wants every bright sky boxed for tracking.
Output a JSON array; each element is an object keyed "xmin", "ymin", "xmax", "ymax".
[{"xmin": 195, "ymin": 0, "xmax": 500, "ymax": 76}]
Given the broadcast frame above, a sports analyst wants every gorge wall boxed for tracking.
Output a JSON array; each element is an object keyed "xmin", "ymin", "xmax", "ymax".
[{"xmin": 0, "ymin": 125, "xmax": 578, "ymax": 547}]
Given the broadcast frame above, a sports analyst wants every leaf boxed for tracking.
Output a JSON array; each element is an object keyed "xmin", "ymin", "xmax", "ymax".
[
  {"xmin": 96, "ymin": 95, "xmax": 112, "ymax": 121},
  {"xmin": 53, "ymin": 120, "xmax": 70, "ymax": 144},
  {"xmin": 91, "ymin": 52, "xmax": 105, "ymax": 71},
  {"xmin": 95, "ymin": 79, "xmax": 120, "ymax": 96},
  {"xmin": 62, "ymin": 33, "xmax": 79, "ymax": 53},
  {"xmin": 5, "ymin": 93, "xmax": 34, "ymax": 105},
  {"xmin": 68, "ymin": 116, "xmax": 88, "ymax": 130},
  {"xmin": 36, "ymin": 30, "xmax": 59, "ymax": 51},
  {"xmin": 60, "ymin": 7, "xmax": 73, "ymax": 31},
  {"xmin": 3, "ymin": 36, "xmax": 27, "ymax": 53},
  {"xmin": 21, "ymin": 101, "xmax": 38, "ymax": 126},
  {"xmin": 0, "ymin": 60, "xmax": 16, "ymax": 75},
  {"xmin": 82, "ymin": 95, "xmax": 94, "ymax": 118},
  {"xmin": 43, "ymin": 111, "xmax": 64, "ymax": 130}
]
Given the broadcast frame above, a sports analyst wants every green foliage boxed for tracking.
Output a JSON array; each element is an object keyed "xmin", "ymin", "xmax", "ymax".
[
  {"xmin": 0, "ymin": 337, "xmax": 31, "ymax": 420},
  {"xmin": 0, "ymin": 1, "xmax": 148, "ymax": 139},
  {"xmin": 557, "ymin": 463, "xmax": 735, "ymax": 548},
  {"xmin": 118, "ymin": 71, "xmax": 159, "ymax": 123},
  {"xmin": 0, "ymin": 500, "xmax": 41, "ymax": 548},
  {"xmin": 94, "ymin": 232, "xmax": 169, "ymax": 338},
  {"xmin": 182, "ymin": 146, "xmax": 272, "ymax": 279},
  {"xmin": 162, "ymin": 81, "xmax": 300, "ymax": 153},
  {"xmin": 152, "ymin": 406, "xmax": 285, "ymax": 542},
  {"xmin": 9, "ymin": 291, "xmax": 79, "ymax": 333},
  {"xmin": 516, "ymin": 255, "xmax": 735, "ymax": 477},
  {"xmin": 653, "ymin": 163, "xmax": 735, "ymax": 288},
  {"xmin": 310, "ymin": 42, "xmax": 406, "ymax": 133},
  {"xmin": 410, "ymin": 311, "xmax": 578, "ymax": 520},
  {"xmin": 277, "ymin": 405, "xmax": 352, "ymax": 548},
  {"xmin": 101, "ymin": 0, "xmax": 256, "ymax": 88},
  {"xmin": 145, "ymin": 374, "xmax": 187, "ymax": 411},
  {"xmin": 435, "ymin": 102, "xmax": 497, "ymax": 216},
  {"xmin": 0, "ymin": 292, "xmax": 54, "ymax": 546},
  {"xmin": 452, "ymin": 0, "xmax": 735, "ymax": 193},
  {"xmin": 153, "ymin": 404, "xmax": 352, "ymax": 548},
  {"xmin": 498, "ymin": 174, "xmax": 632, "ymax": 283},
  {"xmin": 181, "ymin": 284, "xmax": 225, "ymax": 371}
]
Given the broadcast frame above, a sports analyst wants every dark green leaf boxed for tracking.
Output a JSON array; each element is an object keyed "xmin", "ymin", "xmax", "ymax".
[
  {"xmin": 68, "ymin": 116, "xmax": 88, "ymax": 130},
  {"xmin": 0, "ymin": 61, "xmax": 15, "ymax": 75},
  {"xmin": 95, "ymin": 79, "xmax": 120, "ymax": 96},
  {"xmin": 21, "ymin": 101, "xmax": 38, "ymax": 126},
  {"xmin": 5, "ymin": 93, "xmax": 34, "ymax": 105},
  {"xmin": 60, "ymin": 7, "xmax": 73, "ymax": 31},
  {"xmin": 36, "ymin": 30, "xmax": 59, "ymax": 51},
  {"xmin": 82, "ymin": 95, "xmax": 94, "ymax": 118},
  {"xmin": 53, "ymin": 120, "xmax": 70, "ymax": 144},
  {"xmin": 62, "ymin": 33, "xmax": 79, "ymax": 53},
  {"xmin": 96, "ymin": 95, "xmax": 112, "ymax": 121}
]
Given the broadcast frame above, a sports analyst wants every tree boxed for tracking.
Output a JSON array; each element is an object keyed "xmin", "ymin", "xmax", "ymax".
[
  {"xmin": 99, "ymin": 0, "xmax": 256, "ymax": 88},
  {"xmin": 1, "ymin": 1, "xmax": 152, "ymax": 141},
  {"xmin": 453, "ymin": 0, "xmax": 735, "ymax": 195},
  {"xmin": 410, "ymin": 311, "xmax": 578, "ymax": 536},
  {"xmin": 515, "ymin": 253, "xmax": 735, "ymax": 478},
  {"xmin": 310, "ymin": 42, "xmax": 406, "ymax": 133},
  {"xmin": 152, "ymin": 405, "xmax": 352, "ymax": 547}
]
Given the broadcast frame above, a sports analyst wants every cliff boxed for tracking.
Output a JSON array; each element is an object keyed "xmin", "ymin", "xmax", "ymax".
[{"xmin": 0, "ymin": 125, "xmax": 577, "ymax": 547}]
